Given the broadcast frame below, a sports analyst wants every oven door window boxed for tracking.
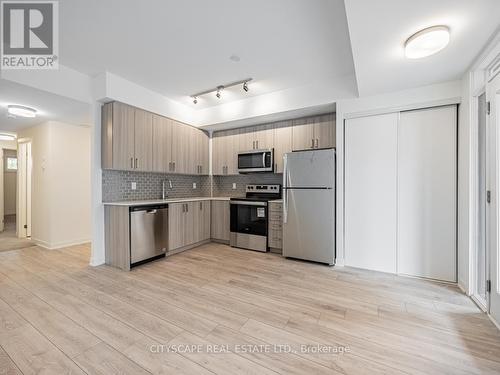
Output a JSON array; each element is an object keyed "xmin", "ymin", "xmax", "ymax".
[
  {"xmin": 238, "ymin": 153, "xmax": 265, "ymax": 169},
  {"xmin": 231, "ymin": 204, "xmax": 268, "ymax": 236}
]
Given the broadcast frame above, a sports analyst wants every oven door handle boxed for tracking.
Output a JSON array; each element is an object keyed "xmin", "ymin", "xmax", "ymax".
[
  {"xmin": 230, "ymin": 201, "xmax": 268, "ymax": 207},
  {"xmin": 262, "ymin": 152, "xmax": 266, "ymax": 168}
]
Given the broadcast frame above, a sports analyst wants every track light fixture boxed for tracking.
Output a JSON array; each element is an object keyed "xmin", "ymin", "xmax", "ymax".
[{"xmin": 190, "ymin": 78, "xmax": 252, "ymax": 104}]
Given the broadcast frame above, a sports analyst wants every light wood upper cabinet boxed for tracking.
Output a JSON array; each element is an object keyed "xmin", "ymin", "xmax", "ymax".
[
  {"xmin": 102, "ymin": 102, "xmax": 153, "ymax": 171},
  {"xmin": 292, "ymin": 116, "xmax": 316, "ymax": 151},
  {"xmin": 237, "ymin": 124, "xmax": 274, "ymax": 151},
  {"xmin": 238, "ymin": 127, "xmax": 255, "ymax": 151},
  {"xmin": 254, "ymin": 124, "xmax": 274, "ymax": 150},
  {"xmin": 134, "ymin": 109, "xmax": 153, "ymax": 171},
  {"xmin": 109, "ymin": 102, "xmax": 135, "ymax": 170},
  {"xmin": 212, "ymin": 113, "xmax": 335, "ymax": 175},
  {"xmin": 213, "ymin": 129, "xmax": 238, "ymax": 175},
  {"xmin": 104, "ymin": 101, "xmax": 208, "ymax": 175},
  {"xmin": 188, "ymin": 127, "xmax": 209, "ymax": 175},
  {"xmin": 211, "ymin": 200, "xmax": 230, "ymax": 241},
  {"xmin": 273, "ymin": 121, "xmax": 293, "ymax": 173},
  {"xmin": 292, "ymin": 114, "xmax": 335, "ymax": 151},
  {"xmin": 152, "ymin": 115, "xmax": 173, "ymax": 173},
  {"xmin": 315, "ymin": 113, "xmax": 336, "ymax": 149}
]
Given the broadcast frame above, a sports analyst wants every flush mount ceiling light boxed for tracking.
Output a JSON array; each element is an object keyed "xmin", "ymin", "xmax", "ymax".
[
  {"xmin": 190, "ymin": 78, "xmax": 252, "ymax": 104},
  {"xmin": 0, "ymin": 133, "xmax": 16, "ymax": 141},
  {"xmin": 405, "ymin": 25, "xmax": 450, "ymax": 59},
  {"xmin": 7, "ymin": 104, "xmax": 37, "ymax": 118}
]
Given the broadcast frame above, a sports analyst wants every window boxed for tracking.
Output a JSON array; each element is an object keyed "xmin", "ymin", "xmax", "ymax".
[{"xmin": 6, "ymin": 157, "xmax": 17, "ymax": 171}]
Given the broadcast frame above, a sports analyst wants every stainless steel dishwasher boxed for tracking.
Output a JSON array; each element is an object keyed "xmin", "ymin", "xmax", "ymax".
[{"xmin": 130, "ymin": 204, "xmax": 168, "ymax": 266}]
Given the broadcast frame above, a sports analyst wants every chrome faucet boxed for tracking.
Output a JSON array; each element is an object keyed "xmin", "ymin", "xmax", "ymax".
[{"xmin": 162, "ymin": 180, "xmax": 172, "ymax": 200}]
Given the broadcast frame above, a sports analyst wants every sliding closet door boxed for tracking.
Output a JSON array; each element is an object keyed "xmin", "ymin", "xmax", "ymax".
[
  {"xmin": 398, "ymin": 106, "xmax": 457, "ymax": 282},
  {"xmin": 345, "ymin": 113, "xmax": 398, "ymax": 273}
]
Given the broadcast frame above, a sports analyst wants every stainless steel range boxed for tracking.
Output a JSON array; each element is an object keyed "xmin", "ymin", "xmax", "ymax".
[{"xmin": 230, "ymin": 184, "xmax": 281, "ymax": 252}]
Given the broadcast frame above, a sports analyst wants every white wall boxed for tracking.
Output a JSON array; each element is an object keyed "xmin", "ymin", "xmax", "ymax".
[
  {"xmin": 18, "ymin": 121, "xmax": 91, "ymax": 249},
  {"xmin": 335, "ymin": 80, "xmax": 463, "ymax": 268}
]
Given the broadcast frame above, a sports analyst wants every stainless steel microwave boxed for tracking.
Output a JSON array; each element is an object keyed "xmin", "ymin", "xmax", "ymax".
[{"xmin": 237, "ymin": 149, "xmax": 274, "ymax": 173}]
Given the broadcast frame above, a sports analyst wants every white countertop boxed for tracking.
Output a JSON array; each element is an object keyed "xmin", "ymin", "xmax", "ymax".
[
  {"xmin": 269, "ymin": 199, "xmax": 283, "ymax": 203},
  {"xmin": 103, "ymin": 197, "xmax": 230, "ymax": 206}
]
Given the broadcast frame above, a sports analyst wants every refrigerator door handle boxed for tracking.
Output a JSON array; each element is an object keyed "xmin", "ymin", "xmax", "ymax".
[{"xmin": 283, "ymin": 154, "xmax": 288, "ymax": 224}]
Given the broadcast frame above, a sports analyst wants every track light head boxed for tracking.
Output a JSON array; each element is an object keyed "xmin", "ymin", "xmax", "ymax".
[
  {"xmin": 216, "ymin": 86, "xmax": 223, "ymax": 99},
  {"xmin": 193, "ymin": 97, "xmax": 198, "ymax": 104},
  {"xmin": 243, "ymin": 82, "xmax": 249, "ymax": 92}
]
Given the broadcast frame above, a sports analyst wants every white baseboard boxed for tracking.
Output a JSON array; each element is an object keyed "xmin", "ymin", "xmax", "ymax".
[
  {"xmin": 32, "ymin": 238, "xmax": 91, "ymax": 250},
  {"xmin": 489, "ymin": 314, "xmax": 500, "ymax": 331},
  {"xmin": 89, "ymin": 256, "xmax": 105, "ymax": 267}
]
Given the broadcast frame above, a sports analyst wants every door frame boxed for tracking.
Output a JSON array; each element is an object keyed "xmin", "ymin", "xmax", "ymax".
[
  {"xmin": 17, "ymin": 139, "xmax": 32, "ymax": 239},
  {"xmin": 470, "ymin": 87, "xmax": 489, "ymax": 311}
]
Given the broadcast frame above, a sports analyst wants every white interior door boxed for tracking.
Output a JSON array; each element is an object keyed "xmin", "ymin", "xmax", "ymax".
[
  {"xmin": 488, "ymin": 72, "xmax": 500, "ymax": 324},
  {"xmin": 397, "ymin": 106, "xmax": 457, "ymax": 282},
  {"xmin": 345, "ymin": 113, "xmax": 398, "ymax": 273},
  {"xmin": 0, "ymin": 148, "xmax": 4, "ymax": 232}
]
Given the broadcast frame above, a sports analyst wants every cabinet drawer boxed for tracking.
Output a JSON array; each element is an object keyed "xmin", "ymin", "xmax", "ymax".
[
  {"xmin": 269, "ymin": 203, "xmax": 283, "ymax": 211},
  {"xmin": 269, "ymin": 238, "xmax": 282, "ymax": 249},
  {"xmin": 270, "ymin": 213, "xmax": 282, "ymax": 220},
  {"xmin": 269, "ymin": 222, "xmax": 282, "ymax": 230}
]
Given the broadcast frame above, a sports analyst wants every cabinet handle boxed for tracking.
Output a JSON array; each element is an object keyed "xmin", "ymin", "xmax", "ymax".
[
  {"xmin": 130, "ymin": 157, "xmax": 134, "ymax": 168},
  {"xmin": 173, "ymin": 162, "xmax": 176, "ymax": 171},
  {"xmin": 199, "ymin": 201, "xmax": 202, "ymax": 210},
  {"xmin": 315, "ymin": 139, "xmax": 319, "ymax": 148},
  {"xmin": 135, "ymin": 158, "xmax": 138, "ymax": 169},
  {"xmin": 256, "ymin": 140, "xmax": 259, "ymax": 149},
  {"xmin": 186, "ymin": 203, "xmax": 189, "ymax": 212},
  {"xmin": 311, "ymin": 139, "xmax": 314, "ymax": 148},
  {"xmin": 169, "ymin": 162, "xmax": 172, "ymax": 171}
]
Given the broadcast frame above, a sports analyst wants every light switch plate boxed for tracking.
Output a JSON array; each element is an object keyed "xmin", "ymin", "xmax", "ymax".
[
  {"xmin": 192, "ymin": 182, "xmax": 197, "ymax": 189},
  {"xmin": 131, "ymin": 182, "xmax": 137, "ymax": 190},
  {"xmin": 232, "ymin": 183, "xmax": 237, "ymax": 190}
]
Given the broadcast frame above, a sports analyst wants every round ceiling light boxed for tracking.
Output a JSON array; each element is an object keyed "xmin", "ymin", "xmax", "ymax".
[
  {"xmin": 0, "ymin": 133, "xmax": 16, "ymax": 141},
  {"xmin": 7, "ymin": 104, "xmax": 37, "ymax": 118},
  {"xmin": 405, "ymin": 26, "xmax": 450, "ymax": 59}
]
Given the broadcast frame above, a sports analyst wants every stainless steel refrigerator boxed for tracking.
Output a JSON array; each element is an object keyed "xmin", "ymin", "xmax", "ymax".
[{"xmin": 282, "ymin": 149, "xmax": 335, "ymax": 265}]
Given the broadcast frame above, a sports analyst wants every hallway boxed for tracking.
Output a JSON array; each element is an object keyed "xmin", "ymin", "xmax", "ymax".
[{"xmin": 0, "ymin": 215, "xmax": 32, "ymax": 253}]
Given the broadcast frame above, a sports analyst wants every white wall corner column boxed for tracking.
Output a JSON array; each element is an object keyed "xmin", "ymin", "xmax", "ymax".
[{"xmin": 90, "ymin": 101, "xmax": 105, "ymax": 266}]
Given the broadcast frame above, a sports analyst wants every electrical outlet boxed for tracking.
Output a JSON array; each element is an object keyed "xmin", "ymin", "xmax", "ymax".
[
  {"xmin": 192, "ymin": 182, "xmax": 197, "ymax": 189},
  {"xmin": 232, "ymin": 183, "xmax": 237, "ymax": 190},
  {"xmin": 131, "ymin": 182, "xmax": 137, "ymax": 190}
]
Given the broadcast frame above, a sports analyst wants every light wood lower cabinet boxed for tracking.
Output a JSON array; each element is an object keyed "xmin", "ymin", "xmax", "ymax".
[
  {"xmin": 268, "ymin": 201, "xmax": 283, "ymax": 251},
  {"xmin": 211, "ymin": 200, "xmax": 230, "ymax": 241},
  {"xmin": 168, "ymin": 200, "xmax": 211, "ymax": 251},
  {"xmin": 194, "ymin": 200, "xmax": 211, "ymax": 243}
]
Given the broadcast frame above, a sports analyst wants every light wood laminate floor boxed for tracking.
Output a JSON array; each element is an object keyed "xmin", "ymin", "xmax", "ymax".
[{"xmin": 0, "ymin": 242, "xmax": 499, "ymax": 374}]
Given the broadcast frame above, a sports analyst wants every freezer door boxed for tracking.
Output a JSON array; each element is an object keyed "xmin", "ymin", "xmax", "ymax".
[
  {"xmin": 284, "ymin": 149, "xmax": 335, "ymax": 188},
  {"xmin": 283, "ymin": 188, "xmax": 335, "ymax": 264}
]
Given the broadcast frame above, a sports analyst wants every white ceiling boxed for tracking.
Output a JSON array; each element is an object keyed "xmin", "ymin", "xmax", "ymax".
[
  {"xmin": 0, "ymin": 79, "xmax": 91, "ymax": 133},
  {"xmin": 344, "ymin": 0, "xmax": 500, "ymax": 96},
  {"xmin": 59, "ymin": 0, "xmax": 356, "ymax": 109}
]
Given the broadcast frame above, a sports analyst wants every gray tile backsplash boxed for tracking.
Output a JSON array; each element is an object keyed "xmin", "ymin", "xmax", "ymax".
[
  {"xmin": 212, "ymin": 173, "xmax": 283, "ymax": 197},
  {"xmin": 102, "ymin": 170, "xmax": 284, "ymax": 201},
  {"xmin": 102, "ymin": 170, "xmax": 212, "ymax": 202}
]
